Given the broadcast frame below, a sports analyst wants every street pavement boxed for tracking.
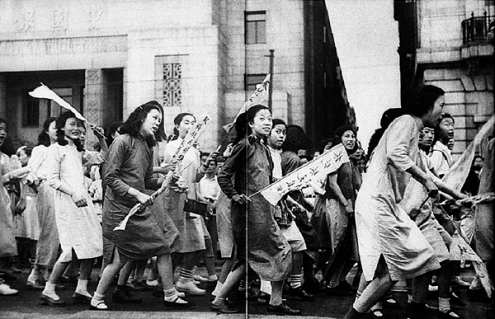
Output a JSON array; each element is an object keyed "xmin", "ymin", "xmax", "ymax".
[{"xmin": 0, "ymin": 264, "xmax": 493, "ymax": 319}]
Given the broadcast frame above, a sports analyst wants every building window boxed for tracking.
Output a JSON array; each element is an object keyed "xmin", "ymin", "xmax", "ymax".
[
  {"xmin": 245, "ymin": 74, "xmax": 267, "ymax": 92},
  {"xmin": 163, "ymin": 63, "xmax": 182, "ymax": 107},
  {"xmin": 23, "ymin": 98, "xmax": 40, "ymax": 127},
  {"xmin": 245, "ymin": 11, "xmax": 266, "ymax": 44}
]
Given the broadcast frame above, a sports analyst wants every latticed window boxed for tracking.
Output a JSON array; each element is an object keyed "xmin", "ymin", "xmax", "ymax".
[{"xmin": 163, "ymin": 63, "xmax": 182, "ymax": 107}]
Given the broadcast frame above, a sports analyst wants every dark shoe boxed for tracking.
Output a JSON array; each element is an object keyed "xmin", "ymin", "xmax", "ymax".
[
  {"xmin": 408, "ymin": 302, "xmax": 436, "ymax": 318},
  {"xmin": 40, "ymin": 294, "xmax": 66, "ymax": 307},
  {"xmin": 129, "ymin": 280, "xmax": 151, "ymax": 291},
  {"xmin": 467, "ymin": 288, "xmax": 489, "ymax": 301},
  {"xmin": 210, "ymin": 301, "xmax": 239, "ymax": 313},
  {"xmin": 152, "ymin": 286, "xmax": 164, "ymax": 298},
  {"xmin": 286, "ymin": 286, "xmax": 315, "ymax": 301},
  {"xmin": 112, "ymin": 287, "xmax": 143, "ymax": 304},
  {"xmin": 257, "ymin": 291, "xmax": 270, "ymax": 304},
  {"xmin": 135, "ymin": 280, "xmax": 153, "ymax": 290},
  {"xmin": 302, "ymin": 277, "xmax": 321, "ymax": 293},
  {"xmin": 72, "ymin": 292, "xmax": 92, "ymax": 303},
  {"xmin": 267, "ymin": 303, "xmax": 302, "ymax": 315},
  {"xmin": 26, "ymin": 279, "xmax": 45, "ymax": 291},
  {"xmin": 0, "ymin": 272, "xmax": 17, "ymax": 283},
  {"xmin": 163, "ymin": 296, "xmax": 194, "ymax": 309},
  {"xmin": 236, "ymin": 288, "xmax": 257, "ymax": 300}
]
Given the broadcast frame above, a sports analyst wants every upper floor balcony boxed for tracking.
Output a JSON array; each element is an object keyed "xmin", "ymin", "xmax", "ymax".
[
  {"xmin": 460, "ymin": 12, "xmax": 494, "ymax": 60},
  {"xmin": 462, "ymin": 12, "xmax": 494, "ymax": 45}
]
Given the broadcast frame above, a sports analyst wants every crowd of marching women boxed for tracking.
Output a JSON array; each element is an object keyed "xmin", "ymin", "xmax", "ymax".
[{"xmin": 0, "ymin": 84, "xmax": 493, "ymax": 318}]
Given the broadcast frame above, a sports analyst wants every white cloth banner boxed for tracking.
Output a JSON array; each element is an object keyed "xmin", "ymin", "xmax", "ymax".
[
  {"xmin": 260, "ymin": 144, "xmax": 349, "ymax": 206},
  {"xmin": 29, "ymin": 84, "xmax": 89, "ymax": 125},
  {"xmin": 223, "ymin": 74, "xmax": 271, "ymax": 132}
]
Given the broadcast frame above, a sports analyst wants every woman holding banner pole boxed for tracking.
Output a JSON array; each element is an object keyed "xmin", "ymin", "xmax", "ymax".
[{"xmin": 212, "ymin": 105, "xmax": 299, "ymax": 315}]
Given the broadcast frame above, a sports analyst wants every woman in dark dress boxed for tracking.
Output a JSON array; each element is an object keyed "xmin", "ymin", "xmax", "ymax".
[
  {"xmin": 90, "ymin": 101, "xmax": 191, "ymax": 310},
  {"xmin": 211, "ymin": 105, "xmax": 299, "ymax": 315}
]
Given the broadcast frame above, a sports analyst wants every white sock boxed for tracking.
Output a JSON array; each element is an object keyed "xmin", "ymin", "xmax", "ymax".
[
  {"xmin": 27, "ymin": 268, "xmax": 39, "ymax": 282},
  {"xmin": 212, "ymin": 281, "xmax": 223, "ymax": 296},
  {"xmin": 42, "ymin": 282, "xmax": 59, "ymax": 300},
  {"xmin": 75, "ymin": 279, "xmax": 91, "ymax": 297},
  {"xmin": 208, "ymin": 274, "xmax": 218, "ymax": 281},
  {"xmin": 407, "ymin": 293, "xmax": 413, "ymax": 303},
  {"xmin": 438, "ymin": 297, "xmax": 451, "ymax": 313},
  {"xmin": 260, "ymin": 280, "xmax": 272, "ymax": 295},
  {"xmin": 164, "ymin": 287, "xmax": 187, "ymax": 304},
  {"xmin": 92, "ymin": 292, "xmax": 105, "ymax": 301}
]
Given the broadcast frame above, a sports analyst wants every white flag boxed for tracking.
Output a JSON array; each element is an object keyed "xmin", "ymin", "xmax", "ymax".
[
  {"xmin": 260, "ymin": 144, "xmax": 349, "ymax": 206},
  {"xmin": 442, "ymin": 115, "xmax": 494, "ymax": 191},
  {"xmin": 29, "ymin": 83, "xmax": 89, "ymax": 125}
]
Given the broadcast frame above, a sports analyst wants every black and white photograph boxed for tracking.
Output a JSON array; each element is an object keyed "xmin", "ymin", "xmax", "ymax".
[{"xmin": 0, "ymin": 0, "xmax": 494, "ymax": 318}]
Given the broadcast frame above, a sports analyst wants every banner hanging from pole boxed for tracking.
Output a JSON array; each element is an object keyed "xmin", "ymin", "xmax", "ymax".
[{"xmin": 258, "ymin": 144, "xmax": 349, "ymax": 206}]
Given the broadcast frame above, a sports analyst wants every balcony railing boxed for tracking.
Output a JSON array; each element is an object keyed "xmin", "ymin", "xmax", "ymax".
[{"xmin": 462, "ymin": 12, "xmax": 494, "ymax": 45}]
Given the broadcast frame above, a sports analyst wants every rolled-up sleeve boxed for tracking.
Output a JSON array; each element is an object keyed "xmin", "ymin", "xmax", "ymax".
[
  {"xmin": 386, "ymin": 116, "xmax": 416, "ymax": 172},
  {"xmin": 105, "ymin": 139, "xmax": 131, "ymax": 197}
]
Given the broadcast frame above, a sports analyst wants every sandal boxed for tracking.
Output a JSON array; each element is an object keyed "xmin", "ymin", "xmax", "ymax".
[
  {"xmin": 439, "ymin": 310, "xmax": 463, "ymax": 319},
  {"xmin": 89, "ymin": 299, "xmax": 108, "ymax": 310},
  {"xmin": 163, "ymin": 295, "xmax": 194, "ymax": 309},
  {"xmin": 371, "ymin": 308, "xmax": 384, "ymax": 318}
]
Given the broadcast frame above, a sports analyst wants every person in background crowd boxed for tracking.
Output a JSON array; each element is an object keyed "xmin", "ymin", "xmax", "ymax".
[
  {"xmin": 367, "ymin": 108, "xmax": 405, "ymax": 157},
  {"xmin": 430, "ymin": 113, "xmax": 455, "ymax": 179},
  {"xmin": 210, "ymin": 116, "xmax": 246, "ymax": 302},
  {"xmin": 281, "ymin": 124, "xmax": 320, "ymax": 293},
  {"xmin": 0, "ymin": 118, "xmax": 19, "ymax": 296},
  {"xmin": 161, "ymin": 113, "xmax": 214, "ymax": 296},
  {"xmin": 24, "ymin": 117, "xmax": 59, "ymax": 290},
  {"xmin": 197, "ymin": 152, "xmax": 221, "ymax": 291},
  {"xmin": 320, "ymin": 125, "xmax": 361, "ymax": 296},
  {"xmin": 404, "ymin": 126, "xmax": 466, "ymax": 319},
  {"xmin": 462, "ymin": 155, "xmax": 483, "ymax": 196},
  {"xmin": 469, "ymin": 137, "xmax": 494, "ymax": 303},
  {"xmin": 13, "ymin": 146, "xmax": 39, "ymax": 271},
  {"xmin": 262, "ymin": 119, "xmax": 314, "ymax": 303},
  {"xmin": 430, "ymin": 113, "xmax": 472, "ymax": 289}
]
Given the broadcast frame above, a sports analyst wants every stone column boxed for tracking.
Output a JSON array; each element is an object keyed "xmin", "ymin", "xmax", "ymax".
[{"xmin": 84, "ymin": 69, "xmax": 106, "ymax": 149}]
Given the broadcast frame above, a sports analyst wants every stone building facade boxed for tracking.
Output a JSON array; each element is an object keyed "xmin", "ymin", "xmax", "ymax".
[
  {"xmin": 395, "ymin": 0, "xmax": 494, "ymax": 158},
  {"xmin": 0, "ymin": 0, "xmax": 352, "ymax": 153}
]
